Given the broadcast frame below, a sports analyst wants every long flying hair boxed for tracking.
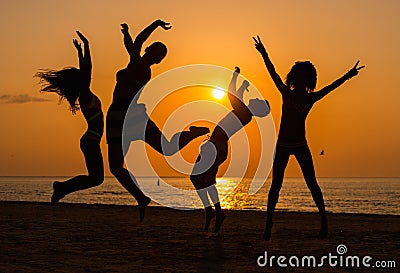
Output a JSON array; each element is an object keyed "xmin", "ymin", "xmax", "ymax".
[
  {"xmin": 35, "ymin": 67, "xmax": 81, "ymax": 114},
  {"xmin": 286, "ymin": 61, "xmax": 317, "ymax": 92}
]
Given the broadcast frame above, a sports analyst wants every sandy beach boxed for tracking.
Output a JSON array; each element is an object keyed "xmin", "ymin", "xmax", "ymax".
[{"xmin": 1, "ymin": 201, "xmax": 398, "ymax": 273}]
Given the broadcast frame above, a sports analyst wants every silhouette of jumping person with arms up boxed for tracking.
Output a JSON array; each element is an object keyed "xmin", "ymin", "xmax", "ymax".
[
  {"xmin": 190, "ymin": 67, "xmax": 270, "ymax": 233},
  {"xmin": 107, "ymin": 20, "xmax": 209, "ymax": 221},
  {"xmin": 253, "ymin": 35, "xmax": 365, "ymax": 240},
  {"xmin": 35, "ymin": 31, "xmax": 104, "ymax": 204}
]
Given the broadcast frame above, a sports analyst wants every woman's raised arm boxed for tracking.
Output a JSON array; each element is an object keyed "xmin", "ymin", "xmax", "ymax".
[
  {"xmin": 253, "ymin": 35, "xmax": 287, "ymax": 95},
  {"xmin": 73, "ymin": 31, "xmax": 92, "ymax": 88},
  {"xmin": 312, "ymin": 61, "xmax": 365, "ymax": 102},
  {"xmin": 122, "ymin": 20, "xmax": 171, "ymax": 61}
]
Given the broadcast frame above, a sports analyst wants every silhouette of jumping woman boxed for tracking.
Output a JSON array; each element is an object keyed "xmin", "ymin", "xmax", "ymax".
[
  {"xmin": 190, "ymin": 67, "xmax": 270, "ymax": 233},
  {"xmin": 35, "ymin": 31, "xmax": 104, "ymax": 204},
  {"xmin": 107, "ymin": 20, "xmax": 209, "ymax": 221},
  {"xmin": 253, "ymin": 35, "xmax": 365, "ymax": 240}
]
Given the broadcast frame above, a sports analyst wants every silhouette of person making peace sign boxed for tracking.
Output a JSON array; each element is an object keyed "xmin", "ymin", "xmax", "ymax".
[{"xmin": 254, "ymin": 35, "xmax": 364, "ymax": 240}]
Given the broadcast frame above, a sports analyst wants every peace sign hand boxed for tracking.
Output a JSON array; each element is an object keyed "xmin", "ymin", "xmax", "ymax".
[
  {"xmin": 347, "ymin": 60, "xmax": 365, "ymax": 78},
  {"xmin": 253, "ymin": 35, "xmax": 267, "ymax": 54}
]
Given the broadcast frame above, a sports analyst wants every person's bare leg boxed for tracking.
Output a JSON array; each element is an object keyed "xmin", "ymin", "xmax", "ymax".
[
  {"xmin": 196, "ymin": 187, "xmax": 216, "ymax": 231},
  {"xmin": 145, "ymin": 120, "xmax": 209, "ymax": 156},
  {"xmin": 207, "ymin": 185, "xmax": 225, "ymax": 233},
  {"xmin": 264, "ymin": 146, "xmax": 290, "ymax": 240},
  {"xmin": 108, "ymin": 144, "xmax": 150, "ymax": 221},
  {"xmin": 295, "ymin": 146, "xmax": 328, "ymax": 238},
  {"xmin": 51, "ymin": 139, "xmax": 104, "ymax": 205}
]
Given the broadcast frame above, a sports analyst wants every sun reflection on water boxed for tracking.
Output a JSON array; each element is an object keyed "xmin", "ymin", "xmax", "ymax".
[{"xmin": 216, "ymin": 177, "xmax": 267, "ymax": 210}]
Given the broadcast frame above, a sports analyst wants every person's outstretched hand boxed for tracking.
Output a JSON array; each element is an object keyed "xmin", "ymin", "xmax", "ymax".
[
  {"xmin": 76, "ymin": 31, "xmax": 88, "ymax": 44},
  {"xmin": 242, "ymin": 80, "xmax": 250, "ymax": 92},
  {"xmin": 73, "ymin": 39, "xmax": 82, "ymax": 51},
  {"xmin": 121, "ymin": 23, "xmax": 129, "ymax": 33},
  {"xmin": 157, "ymin": 20, "xmax": 172, "ymax": 30},
  {"xmin": 234, "ymin": 66, "xmax": 240, "ymax": 74},
  {"xmin": 253, "ymin": 35, "xmax": 267, "ymax": 54},
  {"xmin": 346, "ymin": 60, "xmax": 365, "ymax": 78}
]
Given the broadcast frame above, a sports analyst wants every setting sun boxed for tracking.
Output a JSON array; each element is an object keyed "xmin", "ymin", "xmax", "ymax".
[{"xmin": 213, "ymin": 88, "xmax": 225, "ymax": 100}]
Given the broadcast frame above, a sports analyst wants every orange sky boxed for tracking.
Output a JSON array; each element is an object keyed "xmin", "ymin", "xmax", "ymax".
[{"xmin": 0, "ymin": 0, "xmax": 399, "ymax": 177}]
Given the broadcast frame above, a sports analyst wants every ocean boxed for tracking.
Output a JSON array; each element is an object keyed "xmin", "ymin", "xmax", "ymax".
[{"xmin": 0, "ymin": 176, "xmax": 399, "ymax": 215}]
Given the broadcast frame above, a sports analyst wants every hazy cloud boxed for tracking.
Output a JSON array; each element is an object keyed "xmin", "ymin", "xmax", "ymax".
[{"xmin": 0, "ymin": 94, "xmax": 52, "ymax": 104}]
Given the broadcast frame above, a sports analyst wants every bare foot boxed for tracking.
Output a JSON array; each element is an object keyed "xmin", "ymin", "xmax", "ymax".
[
  {"xmin": 189, "ymin": 126, "xmax": 210, "ymax": 138},
  {"xmin": 139, "ymin": 196, "xmax": 151, "ymax": 222},
  {"xmin": 214, "ymin": 211, "xmax": 226, "ymax": 233},
  {"xmin": 204, "ymin": 207, "xmax": 216, "ymax": 231},
  {"xmin": 50, "ymin": 181, "xmax": 65, "ymax": 205},
  {"xmin": 320, "ymin": 222, "xmax": 328, "ymax": 239},
  {"xmin": 263, "ymin": 222, "xmax": 273, "ymax": 241}
]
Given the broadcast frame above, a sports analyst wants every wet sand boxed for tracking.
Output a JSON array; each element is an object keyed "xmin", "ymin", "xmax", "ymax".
[{"xmin": 0, "ymin": 201, "xmax": 398, "ymax": 272}]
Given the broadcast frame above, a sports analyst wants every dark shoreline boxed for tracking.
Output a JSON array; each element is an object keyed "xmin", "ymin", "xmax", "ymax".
[{"xmin": 2, "ymin": 200, "xmax": 399, "ymax": 217}]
